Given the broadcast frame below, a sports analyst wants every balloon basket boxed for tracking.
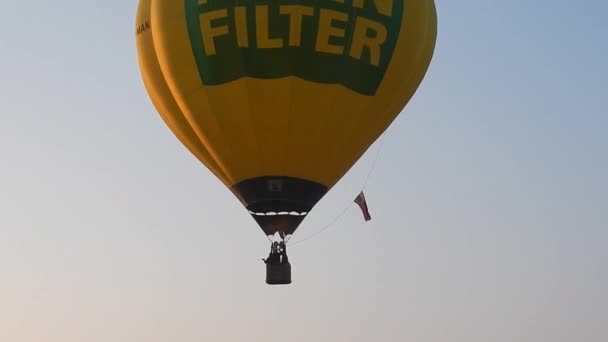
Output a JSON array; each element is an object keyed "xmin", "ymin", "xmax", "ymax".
[{"xmin": 266, "ymin": 261, "xmax": 292, "ymax": 285}]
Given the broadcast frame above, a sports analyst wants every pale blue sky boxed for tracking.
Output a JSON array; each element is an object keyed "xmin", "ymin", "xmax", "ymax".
[{"xmin": 1, "ymin": 1, "xmax": 606, "ymax": 341}]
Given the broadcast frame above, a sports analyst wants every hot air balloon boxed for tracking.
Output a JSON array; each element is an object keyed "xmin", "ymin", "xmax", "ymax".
[{"xmin": 135, "ymin": 0, "xmax": 437, "ymax": 285}]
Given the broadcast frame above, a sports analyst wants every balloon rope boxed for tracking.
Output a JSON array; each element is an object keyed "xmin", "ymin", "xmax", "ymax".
[
  {"xmin": 362, "ymin": 132, "xmax": 387, "ymax": 190},
  {"xmin": 287, "ymin": 204, "xmax": 353, "ymax": 247},
  {"xmin": 287, "ymin": 132, "xmax": 388, "ymax": 246}
]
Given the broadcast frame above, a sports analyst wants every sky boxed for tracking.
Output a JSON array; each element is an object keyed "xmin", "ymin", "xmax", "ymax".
[{"xmin": 1, "ymin": 0, "xmax": 606, "ymax": 341}]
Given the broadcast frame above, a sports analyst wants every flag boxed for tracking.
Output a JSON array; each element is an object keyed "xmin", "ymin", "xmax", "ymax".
[{"xmin": 354, "ymin": 191, "xmax": 372, "ymax": 221}]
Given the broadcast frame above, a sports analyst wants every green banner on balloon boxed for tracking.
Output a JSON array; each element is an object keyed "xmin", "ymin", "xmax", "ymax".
[{"xmin": 185, "ymin": 0, "xmax": 403, "ymax": 95}]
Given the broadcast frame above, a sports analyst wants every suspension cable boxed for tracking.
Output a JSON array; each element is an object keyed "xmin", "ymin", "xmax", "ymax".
[
  {"xmin": 287, "ymin": 204, "xmax": 353, "ymax": 246},
  {"xmin": 286, "ymin": 132, "xmax": 388, "ymax": 246}
]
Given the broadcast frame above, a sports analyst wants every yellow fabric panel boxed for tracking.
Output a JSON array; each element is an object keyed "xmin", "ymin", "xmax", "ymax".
[
  {"xmin": 135, "ymin": 0, "xmax": 228, "ymax": 185},
  {"xmin": 151, "ymin": 0, "xmax": 240, "ymax": 184},
  {"xmin": 142, "ymin": 0, "xmax": 437, "ymax": 190},
  {"xmin": 239, "ymin": 77, "xmax": 292, "ymax": 177},
  {"xmin": 281, "ymin": 80, "xmax": 359, "ymax": 184}
]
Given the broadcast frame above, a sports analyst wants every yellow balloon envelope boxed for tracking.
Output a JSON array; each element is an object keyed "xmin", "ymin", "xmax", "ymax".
[{"xmin": 135, "ymin": 0, "xmax": 437, "ymax": 237}]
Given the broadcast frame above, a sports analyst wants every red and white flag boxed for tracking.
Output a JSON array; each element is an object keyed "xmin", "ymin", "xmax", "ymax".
[{"xmin": 354, "ymin": 191, "xmax": 372, "ymax": 222}]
